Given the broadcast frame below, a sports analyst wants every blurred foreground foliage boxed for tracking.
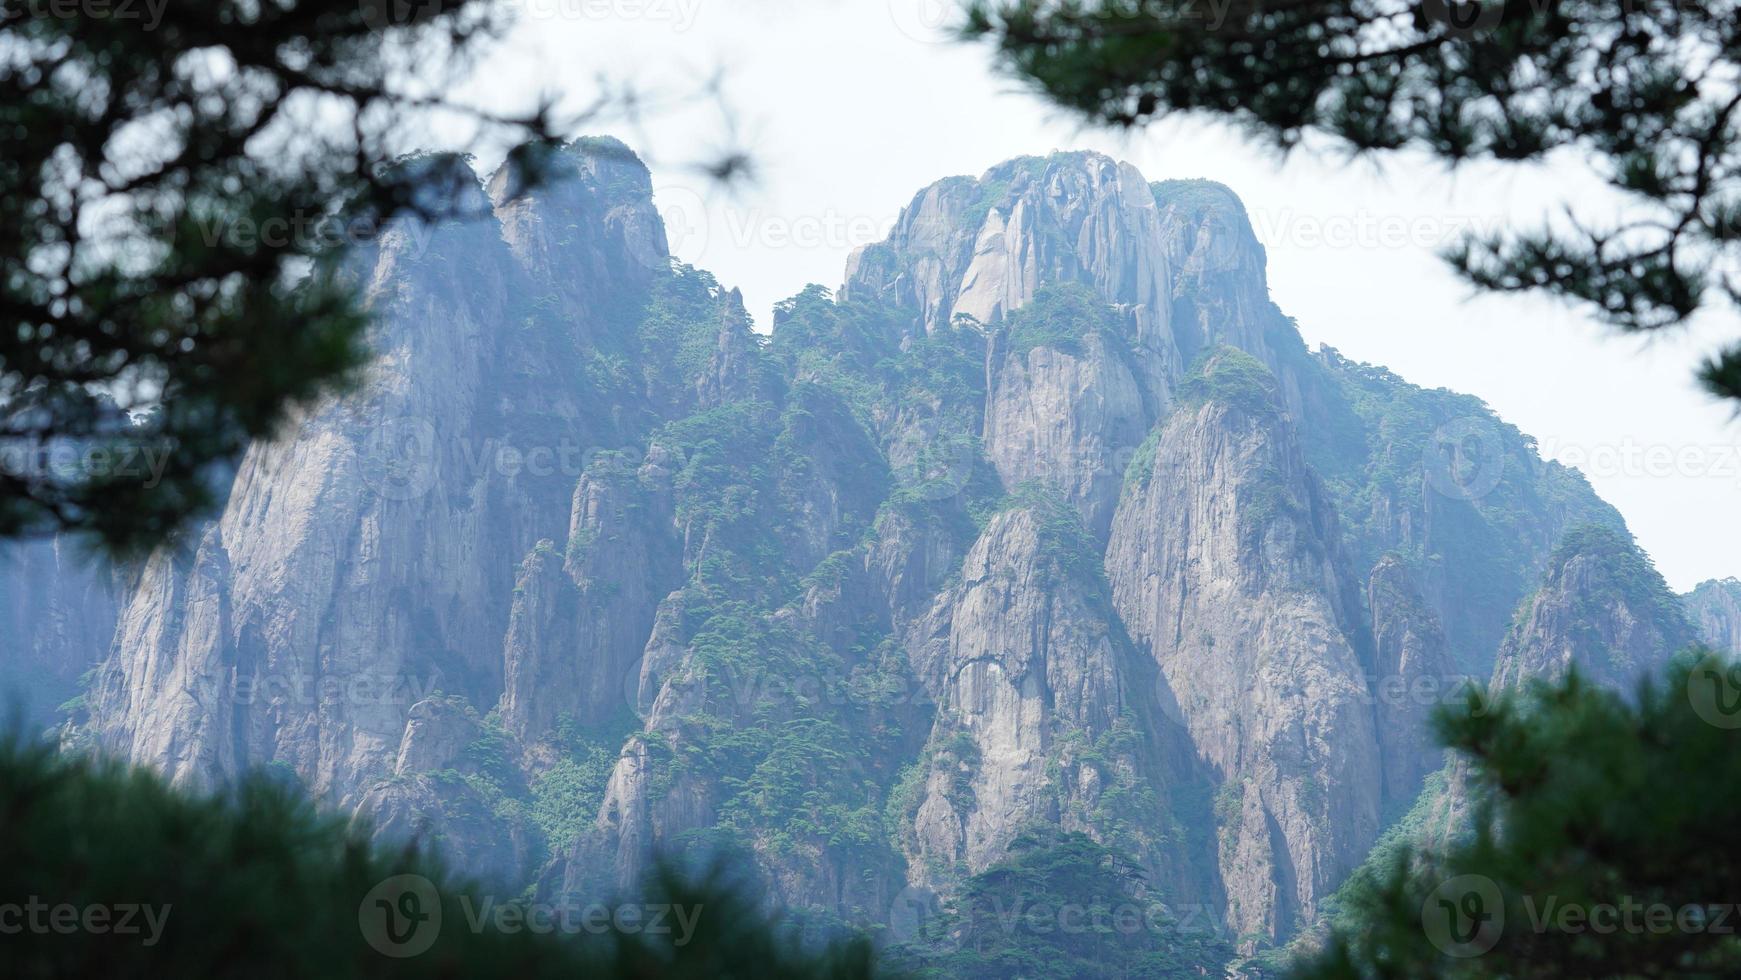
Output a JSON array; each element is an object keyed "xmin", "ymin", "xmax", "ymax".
[
  {"xmin": 1294, "ymin": 651, "xmax": 1741, "ymax": 978},
  {"xmin": 965, "ymin": 0, "xmax": 1741, "ymax": 404},
  {"xmin": 0, "ymin": 738, "xmax": 887, "ymax": 978}
]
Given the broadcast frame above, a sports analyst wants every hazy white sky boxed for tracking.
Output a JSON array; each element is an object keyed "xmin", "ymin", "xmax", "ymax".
[{"xmin": 456, "ymin": 0, "xmax": 1741, "ymax": 591}]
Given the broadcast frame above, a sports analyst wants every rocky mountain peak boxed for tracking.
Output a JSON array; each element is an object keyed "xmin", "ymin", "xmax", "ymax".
[
  {"xmin": 1494, "ymin": 523, "xmax": 1696, "ymax": 693},
  {"xmin": 842, "ymin": 151, "xmax": 1271, "ymax": 368},
  {"xmin": 35, "ymin": 140, "xmax": 1726, "ymax": 966},
  {"xmin": 1685, "ymin": 577, "xmax": 1741, "ymax": 656}
]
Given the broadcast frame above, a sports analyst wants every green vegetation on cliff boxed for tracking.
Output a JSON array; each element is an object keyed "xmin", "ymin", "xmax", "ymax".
[
  {"xmin": 1293, "ymin": 653, "xmax": 1741, "ymax": 978},
  {"xmin": 0, "ymin": 739, "xmax": 886, "ymax": 978}
]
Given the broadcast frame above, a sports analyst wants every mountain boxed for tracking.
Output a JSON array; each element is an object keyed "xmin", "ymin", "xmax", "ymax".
[
  {"xmin": 14, "ymin": 142, "xmax": 1711, "ymax": 965},
  {"xmin": 1298, "ymin": 518, "xmax": 1704, "ymax": 962},
  {"xmin": 1493, "ymin": 524, "xmax": 1697, "ymax": 692},
  {"xmin": 1685, "ymin": 577, "xmax": 1741, "ymax": 655}
]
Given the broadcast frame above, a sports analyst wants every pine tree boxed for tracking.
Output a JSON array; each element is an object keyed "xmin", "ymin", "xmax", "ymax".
[{"xmin": 963, "ymin": 0, "xmax": 1741, "ymax": 402}]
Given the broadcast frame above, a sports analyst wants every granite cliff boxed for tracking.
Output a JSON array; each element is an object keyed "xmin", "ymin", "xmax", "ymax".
[{"xmin": 8, "ymin": 143, "xmax": 1717, "ymax": 965}]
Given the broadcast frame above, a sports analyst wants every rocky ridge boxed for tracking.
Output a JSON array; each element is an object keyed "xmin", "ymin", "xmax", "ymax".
[{"xmin": 8, "ymin": 143, "xmax": 1716, "ymax": 960}]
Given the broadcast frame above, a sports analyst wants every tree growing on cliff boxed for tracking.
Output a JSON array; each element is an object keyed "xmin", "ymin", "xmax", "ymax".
[
  {"xmin": 0, "ymin": 0, "xmax": 744, "ymax": 553},
  {"xmin": 1291, "ymin": 651, "xmax": 1741, "ymax": 977},
  {"xmin": 0, "ymin": 0, "xmax": 542, "ymax": 550},
  {"xmin": 0, "ymin": 737, "xmax": 886, "ymax": 978},
  {"xmin": 962, "ymin": 0, "xmax": 1741, "ymax": 404}
]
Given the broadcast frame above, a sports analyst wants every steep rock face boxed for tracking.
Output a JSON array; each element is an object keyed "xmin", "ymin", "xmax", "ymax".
[
  {"xmin": 87, "ymin": 145, "xmax": 662, "ymax": 802},
  {"xmin": 894, "ymin": 501, "xmax": 1207, "ymax": 900},
  {"xmin": 1300, "ymin": 347, "xmax": 1625, "ymax": 679},
  {"xmin": 53, "ymin": 143, "xmax": 1720, "ymax": 965},
  {"xmin": 498, "ymin": 449, "xmax": 681, "ymax": 742},
  {"xmin": 866, "ymin": 506, "xmax": 963, "ymax": 632},
  {"xmin": 1684, "ymin": 578, "xmax": 1741, "ymax": 655},
  {"xmin": 353, "ymin": 696, "xmax": 541, "ymax": 884},
  {"xmin": 1106, "ymin": 353, "xmax": 1380, "ymax": 943},
  {"xmin": 554, "ymin": 375, "xmax": 909, "ymax": 919},
  {"xmin": 1395, "ymin": 524, "xmax": 1697, "ymax": 878},
  {"xmin": 0, "ymin": 536, "xmax": 120, "ymax": 729},
  {"xmin": 1492, "ymin": 525, "xmax": 1696, "ymax": 693},
  {"xmin": 89, "ymin": 527, "xmax": 236, "ymax": 787},
  {"xmin": 983, "ymin": 303, "xmax": 1152, "ymax": 534},
  {"xmin": 394, "ymin": 696, "xmax": 484, "ymax": 774},
  {"xmin": 843, "ymin": 153, "xmax": 1178, "ymax": 373},
  {"xmin": 1149, "ymin": 180, "xmax": 1287, "ymax": 377},
  {"xmin": 488, "ymin": 137, "xmax": 669, "ymax": 327},
  {"xmin": 1366, "ymin": 555, "xmax": 1458, "ymax": 813},
  {"xmin": 843, "ymin": 155, "xmax": 1302, "ymax": 533}
]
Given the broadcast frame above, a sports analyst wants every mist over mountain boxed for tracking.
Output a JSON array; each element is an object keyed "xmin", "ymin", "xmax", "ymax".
[{"xmin": 8, "ymin": 140, "xmax": 1729, "ymax": 970}]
